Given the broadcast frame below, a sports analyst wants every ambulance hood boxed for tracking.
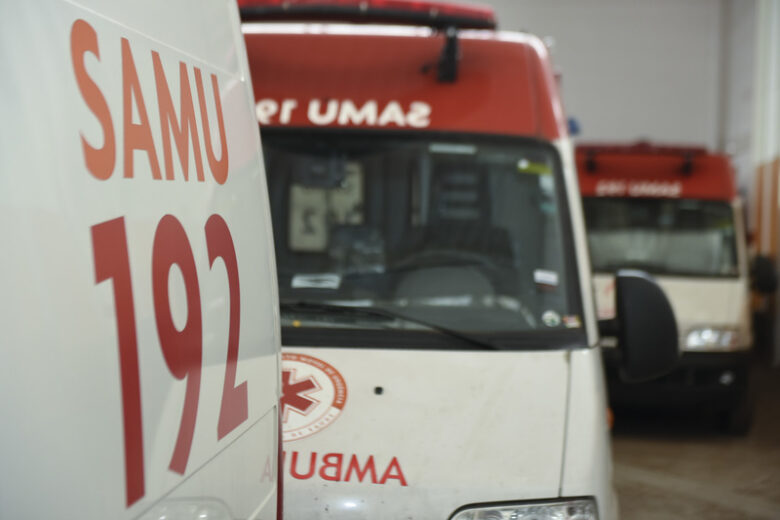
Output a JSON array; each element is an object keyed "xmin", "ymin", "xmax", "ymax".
[
  {"xmin": 592, "ymin": 274, "xmax": 749, "ymax": 342},
  {"xmin": 280, "ymin": 347, "xmax": 571, "ymax": 519}
]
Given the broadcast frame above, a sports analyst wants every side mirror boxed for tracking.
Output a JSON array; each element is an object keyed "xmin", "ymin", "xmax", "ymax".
[
  {"xmin": 599, "ymin": 270, "xmax": 679, "ymax": 383},
  {"xmin": 751, "ymin": 255, "xmax": 777, "ymax": 294}
]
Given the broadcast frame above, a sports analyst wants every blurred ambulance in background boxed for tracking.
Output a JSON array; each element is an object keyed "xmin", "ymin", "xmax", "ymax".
[
  {"xmin": 0, "ymin": 1, "xmax": 282, "ymax": 519},
  {"xmin": 578, "ymin": 143, "xmax": 774, "ymax": 434}
]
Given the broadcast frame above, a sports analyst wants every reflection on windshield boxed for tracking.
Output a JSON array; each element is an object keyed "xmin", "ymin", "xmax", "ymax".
[
  {"xmin": 262, "ymin": 131, "xmax": 582, "ymax": 337},
  {"xmin": 583, "ymin": 197, "xmax": 738, "ymax": 277}
]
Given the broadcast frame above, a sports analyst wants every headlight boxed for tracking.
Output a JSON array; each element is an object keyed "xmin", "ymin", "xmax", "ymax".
[
  {"xmin": 451, "ymin": 498, "xmax": 598, "ymax": 520},
  {"xmin": 685, "ymin": 327, "xmax": 741, "ymax": 351}
]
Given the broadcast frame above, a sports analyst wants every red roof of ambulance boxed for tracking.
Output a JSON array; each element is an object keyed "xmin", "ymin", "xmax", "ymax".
[
  {"xmin": 242, "ymin": 24, "xmax": 566, "ymax": 139},
  {"xmin": 576, "ymin": 142, "xmax": 737, "ymax": 201}
]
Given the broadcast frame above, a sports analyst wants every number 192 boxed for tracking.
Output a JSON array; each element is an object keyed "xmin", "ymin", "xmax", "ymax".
[{"xmin": 91, "ymin": 214, "xmax": 248, "ymax": 507}]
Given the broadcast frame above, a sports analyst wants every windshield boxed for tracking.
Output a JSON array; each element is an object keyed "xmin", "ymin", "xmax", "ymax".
[
  {"xmin": 583, "ymin": 197, "xmax": 738, "ymax": 277},
  {"xmin": 262, "ymin": 130, "xmax": 584, "ymax": 348}
]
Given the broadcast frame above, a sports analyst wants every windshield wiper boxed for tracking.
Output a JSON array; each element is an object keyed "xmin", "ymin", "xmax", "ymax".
[{"xmin": 280, "ymin": 300, "xmax": 500, "ymax": 350}]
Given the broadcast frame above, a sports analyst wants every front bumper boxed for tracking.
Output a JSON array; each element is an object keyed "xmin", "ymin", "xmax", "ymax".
[{"xmin": 602, "ymin": 348, "xmax": 751, "ymax": 411}]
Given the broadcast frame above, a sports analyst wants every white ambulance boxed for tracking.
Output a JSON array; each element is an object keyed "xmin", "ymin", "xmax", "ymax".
[
  {"xmin": 0, "ymin": 1, "xmax": 281, "ymax": 519},
  {"xmin": 241, "ymin": 1, "xmax": 678, "ymax": 519},
  {"xmin": 578, "ymin": 143, "xmax": 770, "ymax": 433}
]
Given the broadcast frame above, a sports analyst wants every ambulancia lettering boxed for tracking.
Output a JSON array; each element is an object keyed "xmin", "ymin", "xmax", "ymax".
[{"xmin": 283, "ymin": 451, "xmax": 408, "ymax": 486}]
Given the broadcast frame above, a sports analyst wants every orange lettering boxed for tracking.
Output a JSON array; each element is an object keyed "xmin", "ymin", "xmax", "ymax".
[
  {"xmin": 70, "ymin": 19, "xmax": 115, "ymax": 180},
  {"xmin": 319, "ymin": 453, "xmax": 344, "ymax": 482},
  {"xmin": 122, "ymin": 38, "xmax": 161, "ymax": 180},
  {"xmin": 152, "ymin": 53, "xmax": 204, "ymax": 182},
  {"xmin": 289, "ymin": 451, "xmax": 316, "ymax": 480},
  {"xmin": 345, "ymin": 455, "xmax": 378, "ymax": 483},
  {"xmin": 379, "ymin": 456, "xmax": 408, "ymax": 486},
  {"xmin": 194, "ymin": 68, "xmax": 228, "ymax": 184}
]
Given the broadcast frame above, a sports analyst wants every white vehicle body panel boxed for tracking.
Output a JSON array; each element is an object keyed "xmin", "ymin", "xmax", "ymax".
[
  {"xmin": 594, "ymin": 274, "xmax": 751, "ymax": 349},
  {"xmin": 658, "ymin": 278, "xmax": 750, "ymax": 346},
  {"xmin": 281, "ymin": 347, "xmax": 571, "ymax": 519},
  {"xmin": 0, "ymin": 2, "xmax": 281, "ymax": 519},
  {"xmin": 280, "ymin": 345, "xmax": 616, "ymax": 519},
  {"xmin": 560, "ymin": 348, "xmax": 617, "ymax": 520}
]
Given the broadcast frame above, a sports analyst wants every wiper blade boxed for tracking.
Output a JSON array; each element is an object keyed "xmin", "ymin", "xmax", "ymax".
[{"xmin": 280, "ymin": 300, "xmax": 500, "ymax": 350}]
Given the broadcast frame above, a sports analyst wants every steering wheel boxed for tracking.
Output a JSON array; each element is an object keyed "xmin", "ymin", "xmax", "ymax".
[{"xmin": 391, "ymin": 248, "xmax": 508, "ymax": 274}]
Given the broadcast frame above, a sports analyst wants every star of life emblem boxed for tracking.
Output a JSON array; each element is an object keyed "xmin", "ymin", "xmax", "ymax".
[{"xmin": 281, "ymin": 353, "xmax": 348, "ymax": 441}]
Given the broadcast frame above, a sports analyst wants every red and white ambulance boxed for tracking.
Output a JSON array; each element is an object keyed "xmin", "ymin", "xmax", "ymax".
[
  {"xmin": 577, "ymin": 143, "xmax": 757, "ymax": 433},
  {"xmin": 241, "ymin": 1, "xmax": 676, "ymax": 519},
  {"xmin": 1, "ymin": 1, "xmax": 281, "ymax": 519}
]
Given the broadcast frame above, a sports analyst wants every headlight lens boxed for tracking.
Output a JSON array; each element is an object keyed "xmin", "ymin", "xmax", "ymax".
[
  {"xmin": 451, "ymin": 498, "xmax": 598, "ymax": 520},
  {"xmin": 685, "ymin": 327, "xmax": 741, "ymax": 351}
]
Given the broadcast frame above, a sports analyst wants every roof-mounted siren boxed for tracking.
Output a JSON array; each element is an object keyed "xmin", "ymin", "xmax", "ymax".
[
  {"xmin": 680, "ymin": 150, "xmax": 696, "ymax": 176},
  {"xmin": 584, "ymin": 149, "xmax": 597, "ymax": 173},
  {"xmin": 237, "ymin": 0, "xmax": 497, "ymax": 83}
]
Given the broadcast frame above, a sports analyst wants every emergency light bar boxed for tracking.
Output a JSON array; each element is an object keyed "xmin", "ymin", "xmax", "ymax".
[
  {"xmin": 238, "ymin": 0, "xmax": 497, "ymax": 30},
  {"xmin": 578, "ymin": 142, "xmax": 707, "ymax": 158},
  {"xmin": 580, "ymin": 142, "xmax": 708, "ymax": 175}
]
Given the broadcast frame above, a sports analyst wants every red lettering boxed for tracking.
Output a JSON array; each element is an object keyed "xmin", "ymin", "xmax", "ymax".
[
  {"xmin": 379, "ymin": 457, "xmax": 408, "ymax": 486},
  {"xmin": 284, "ymin": 451, "xmax": 407, "ymax": 486},
  {"xmin": 71, "ymin": 19, "xmax": 115, "ymax": 180},
  {"xmin": 122, "ymin": 38, "xmax": 162, "ymax": 180},
  {"xmin": 94, "ymin": 214, "xmax": 247, "ymax": 507},
  {"xmin": 92, "ymin": 218, "xmax": 144, "ymax": 506},
  {"xmin": 319, "ymin": 453, "xmax": 344, "ymax": 482},
  {"xmin": 194, "ymin": 68, "xmax": 228, "ymax": 184},
  {"xmin": 290, "ymin": 451, "xmax": 317, "ymax": 480},
  {"xmin": 152, "ymin": 216, "xmax": 203, "ymax": 474},
  {"xmin": 344, "ymin": 455, "xmax": 378, "ymax": 483},
  {"xmin": 206, "ymin": 214, "xmax": 248, "ymax": 439},
  {"xmin": 152, "ymin": 53, "xmax": 205, "ymax": 182}
]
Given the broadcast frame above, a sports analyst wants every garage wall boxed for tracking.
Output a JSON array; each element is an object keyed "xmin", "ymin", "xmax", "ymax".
[
  {"xmin": 752, "ymin": 0, "xmax": 780, "ymax": 259},
  {"xmin": 476, "ymin": 0, "xmax": 725, "ymax": 150},
  {"xmin": 722, "ymin": 0, "xmax": 757, "ymax": 197}
]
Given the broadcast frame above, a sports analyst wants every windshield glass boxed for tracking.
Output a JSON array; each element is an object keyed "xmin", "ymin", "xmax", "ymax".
[
  {"xmin": 583, "ymin": 197, "xmax": 738, "ymax": 277},
  {"xmin": 262, "ymin": 130, "xmax": 584, "ymax": 345}
]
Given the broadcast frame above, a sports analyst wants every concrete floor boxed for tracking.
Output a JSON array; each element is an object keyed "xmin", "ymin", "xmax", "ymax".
[{"xmin": 612, "ymin": 364, "xmax": 780, "ymax": 519}]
